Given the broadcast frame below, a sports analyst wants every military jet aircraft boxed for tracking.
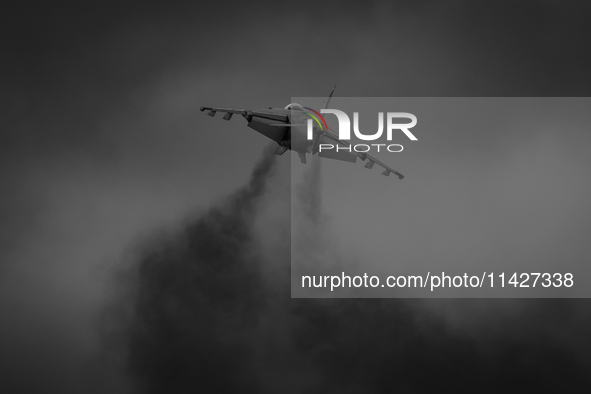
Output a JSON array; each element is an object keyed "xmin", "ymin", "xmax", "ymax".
[{"xmin": 200, "ymin": 86, "xmax": 404, "ymax": 179}]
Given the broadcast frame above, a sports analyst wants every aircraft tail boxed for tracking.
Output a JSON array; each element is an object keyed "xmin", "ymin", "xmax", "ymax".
[{"xmin": 322, "ymin": 85, "xmax": 336, "ymax": 109}]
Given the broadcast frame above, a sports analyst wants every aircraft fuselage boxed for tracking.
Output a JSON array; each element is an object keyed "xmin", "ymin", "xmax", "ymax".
[{"xmin": 245, "ymin": 107, "xmax": 322, "ymax": 155}]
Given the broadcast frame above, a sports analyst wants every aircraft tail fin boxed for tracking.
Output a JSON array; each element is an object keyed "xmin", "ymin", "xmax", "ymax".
[{"xmin": 322, "ymin": 85, "xmax": 336, "ymax": 109}]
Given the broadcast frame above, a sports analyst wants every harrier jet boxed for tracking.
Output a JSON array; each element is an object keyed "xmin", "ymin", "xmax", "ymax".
[{"xmin": 200, "ymin": 86, "xmax": 404, "ymax": 179}]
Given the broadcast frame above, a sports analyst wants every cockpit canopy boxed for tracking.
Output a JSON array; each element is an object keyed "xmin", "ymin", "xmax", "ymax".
[{"xmin": 284, "ymin": 103, "xmax": 305, "ymax": 111}]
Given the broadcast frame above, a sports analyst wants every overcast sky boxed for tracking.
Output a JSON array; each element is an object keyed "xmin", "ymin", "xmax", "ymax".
[{"xmin": 2, "ymin": 1, "xmax": 591, "ymax": 393}]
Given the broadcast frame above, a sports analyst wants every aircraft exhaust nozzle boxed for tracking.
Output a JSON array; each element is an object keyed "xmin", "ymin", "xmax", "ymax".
[
  {"xmin": 207, "ymin": 110, "xmax": 216, "ymax": 117},
  {"xmin": 365, "ymin": 161, "xmax": 375, "ymax": 169}
]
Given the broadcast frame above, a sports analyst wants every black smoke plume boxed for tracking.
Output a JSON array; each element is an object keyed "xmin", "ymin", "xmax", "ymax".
[
  {"xmin": 123, "ymin": 144, "xmax": 278, "ymax": 393},
  {"xmin": 119, "ymin": 147, "xmax": 591, "ymax": 394}
]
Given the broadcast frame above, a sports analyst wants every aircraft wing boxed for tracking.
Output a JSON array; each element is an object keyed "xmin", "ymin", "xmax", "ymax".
[
  {"xmin": 199, "ymin": 107, "xmax": 289, "ymax": 123},
  {"xmin": 321, "ymin": 128, "xmax": 404, "ymax": 179}
]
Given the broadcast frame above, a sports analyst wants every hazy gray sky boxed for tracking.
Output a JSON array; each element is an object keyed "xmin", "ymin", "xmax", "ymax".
[{"xmin": 3, "ymin": 1, "xmax": 591, "ymax": 392}]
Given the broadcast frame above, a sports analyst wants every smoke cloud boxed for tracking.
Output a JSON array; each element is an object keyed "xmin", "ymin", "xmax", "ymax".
[
  {"xmin": 4, "ymin": 2, "xmax": 591, "ymax": 393},
  {"xmin": 112, "ymin": 146, "xmax": 591, "ymax": 394},
  {"xmin": 119, "ymin": 144, "xmax": 277, "ymax": 393}
]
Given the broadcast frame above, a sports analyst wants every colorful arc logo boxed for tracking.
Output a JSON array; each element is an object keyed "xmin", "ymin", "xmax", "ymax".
[{"xmin": 303, "ymin": 107, "xmax": 328, "ymax": 132}]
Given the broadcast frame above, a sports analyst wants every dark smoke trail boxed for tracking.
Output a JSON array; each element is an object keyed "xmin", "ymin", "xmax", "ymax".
[
  {"xmin": 117, "ymin": 146, "xmax": 591, "ymax": 394},
  {"xmin": 296, "ymin": 155, "xmax": 324, "ymax": 226},
  {"xmin": 124, "ymin": 145, "xmax": 278, "ymax": 393},
  {"xmin": 292, "ymin": 156, "xmax": 332, "ymax": 277}
]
